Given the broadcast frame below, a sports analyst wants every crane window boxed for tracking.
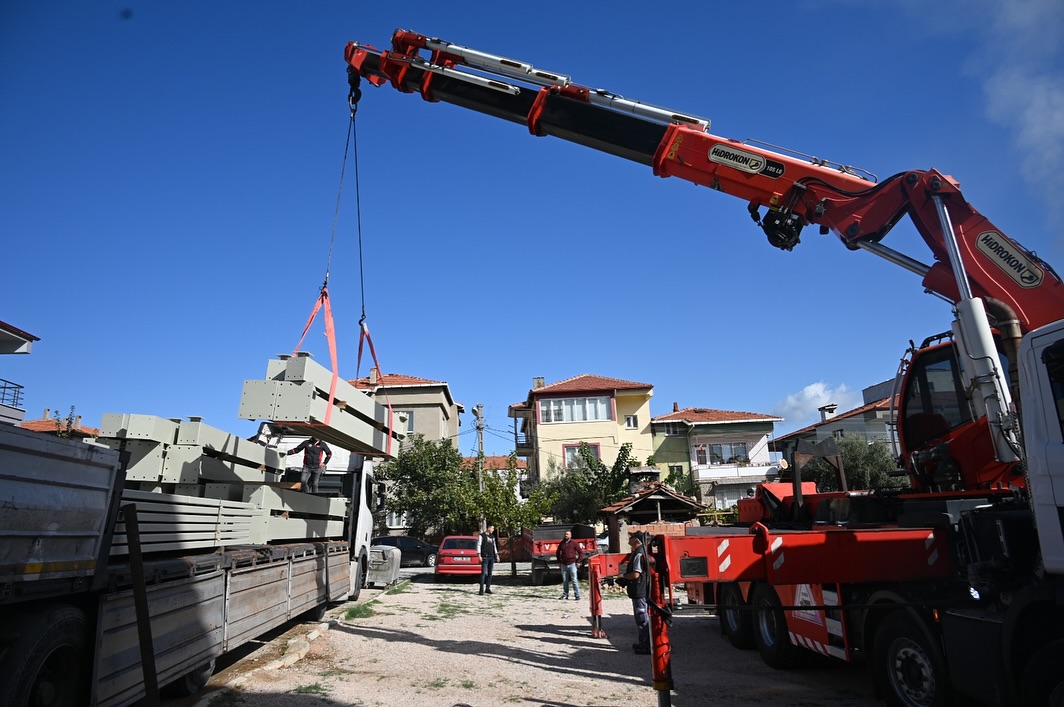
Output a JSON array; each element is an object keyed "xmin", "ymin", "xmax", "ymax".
[{"xmin": 903, "ymin": 346, "xmax": 973, "ymax": 448}]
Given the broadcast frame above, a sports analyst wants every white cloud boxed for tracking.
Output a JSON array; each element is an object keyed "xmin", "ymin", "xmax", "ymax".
[
  {"xmin": 772, "ymin": 381, "xmax": 862, "ymax": 432},
  {"xmin": 898, "ymin": 0, "xmax": 1064, "ymax": 226}
]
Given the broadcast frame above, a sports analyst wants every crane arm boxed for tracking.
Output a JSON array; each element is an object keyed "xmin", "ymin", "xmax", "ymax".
[{"xmin": 346, "ymin": 31, "xmax": 1064, "ymax": 333}]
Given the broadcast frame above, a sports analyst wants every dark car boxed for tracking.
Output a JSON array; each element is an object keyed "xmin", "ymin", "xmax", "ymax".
[{"xmin": 372, "ymin": 535, "xmax": 439, "ymax": 567}]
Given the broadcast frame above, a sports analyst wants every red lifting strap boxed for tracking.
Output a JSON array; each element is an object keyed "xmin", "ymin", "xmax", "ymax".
[
  {"xmin": 357, "ymin": 319, "xmax": 394, "ymax": 457},
  {"xmin": 292, "ymin": 287, "xmax": 341, "ymax": 427}
]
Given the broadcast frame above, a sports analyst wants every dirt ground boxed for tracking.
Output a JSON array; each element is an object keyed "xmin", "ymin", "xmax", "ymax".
[{"xmin": 184, "ymin": 571, "xmax": 881, "ymax": 707}]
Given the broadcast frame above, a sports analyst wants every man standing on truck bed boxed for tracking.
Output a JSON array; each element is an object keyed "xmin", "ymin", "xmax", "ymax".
[
  {"xmin": 556, "ymin": 529, "xmax": 584, "ymax": 600},
  {"xmin": 285, "ymin": 436, "xmax": 332, "ymax": 493}
]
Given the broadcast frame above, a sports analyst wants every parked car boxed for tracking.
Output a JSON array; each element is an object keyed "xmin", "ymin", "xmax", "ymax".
[
  {"xmin": 372, "ymin": 535, "xmax": 439, "ymax": 567},
  {"xmin": 434, "ymin": 535, "xmax": 482, "ymax": 580}
]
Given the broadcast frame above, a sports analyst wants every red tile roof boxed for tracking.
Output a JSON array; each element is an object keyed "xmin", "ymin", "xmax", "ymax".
[
  {"xmin": 19, "ymin": 418, "xmax": 100, "ymax": 437},
  {"xmin": 652, "ymin": 407, "xmax": 782, "ymax": 424},
  {"xmin": 349, "ymin": 372, "xmax": 444, "ymax": 390},
  {"xmin": 530, "ymin": 374, "xmax": 652, "ymax": 395},
  {"xmin": 463, "ymin": 455, "xmax": 528, "ymax": 470}
]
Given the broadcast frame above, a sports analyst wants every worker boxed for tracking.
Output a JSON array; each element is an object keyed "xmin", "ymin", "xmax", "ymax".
[
  {"xmin": 284, "ymin": 436, "xmax": 332, "ymax": 493},
  {"xmin": 619, "ymin": 533, "xmax": 651, "ymax": 654},
  {"xmin": 477, "ymin": 523, "xmax": 500, "ymax": 595},
  {"xmin": 555, "ymin": 529, "xmax": 584, "ymax": 600}
]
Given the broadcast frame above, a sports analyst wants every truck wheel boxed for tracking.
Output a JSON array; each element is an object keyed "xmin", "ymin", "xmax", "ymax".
[
  {"xmin": 160, "ymin": 659, "xmax": 215, "ymax": 698},
  {"xmin": 872, "ymin": 610, "xmax": 950, "ymax": 707},
  {"xmin": 0, "ymin": 604, "xmax": 89, "ymax": 707},
  {"xmin": 751, "ymin": 584, "xmax": 804, "ymax": 669},
  {"xmin": 1019, "ymin": 639, "xmax": 1064, "ymax": 707},
  {"xmin": 349, "ymin": 556, "xmax": 367, "ymax": 601},
  {"xmin": 719, "ymin": 583, "xmax": 755, "ymax": 649}
]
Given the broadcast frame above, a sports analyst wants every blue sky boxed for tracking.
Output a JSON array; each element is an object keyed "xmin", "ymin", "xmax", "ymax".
[{"xmin": 3, "ymin": 1, "xmax": 1062, "ymax": 459}]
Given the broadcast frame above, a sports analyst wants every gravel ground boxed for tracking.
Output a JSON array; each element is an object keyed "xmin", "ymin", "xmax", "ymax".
[{"xmin": 189, "ymin": 570, "xmax": 881, "ymax": 707}]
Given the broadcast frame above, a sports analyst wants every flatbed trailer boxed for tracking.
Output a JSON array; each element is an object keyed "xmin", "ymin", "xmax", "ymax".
[{"xmin": 0, "ymin": 422, "xmax": 361, "ymax": 706}]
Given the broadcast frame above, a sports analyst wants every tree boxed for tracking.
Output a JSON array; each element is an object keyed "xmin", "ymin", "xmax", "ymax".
[
  {"xmin": 376, "ymin": 434, "xmax": 479, "ymax": 536},
  {"xmin": 473, "ymin": 453, "xmax": 555, "ymax": 539},
  {"xmin": 801, "ymin": 436, "xmax": 908, "ymax": 492},
  {"xmin": 542, "ymin": 442, "xmax": 638, "ymax": 524}
]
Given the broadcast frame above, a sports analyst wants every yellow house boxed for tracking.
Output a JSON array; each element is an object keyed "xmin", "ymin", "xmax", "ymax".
[{"xmin": 508, "ymin": 374, "xmax": 654, "ymax": 484}]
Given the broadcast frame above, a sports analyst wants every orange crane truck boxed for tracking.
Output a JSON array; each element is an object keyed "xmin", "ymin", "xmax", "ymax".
[{"xmin": 345, "ymin": 30, "xmax": 1064, "ymax": 707}]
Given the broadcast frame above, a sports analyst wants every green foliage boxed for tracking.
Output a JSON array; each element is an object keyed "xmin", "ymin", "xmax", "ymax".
[
  {"xmin": 51, "ymin": 405, "xmax": 77, "ymax": 438},
  {"xmin": 474, "ymin": 452, "xmax": 555, "ymax": 538},
  {"xmin": 380, "ymin": 440, "xmax": 555, "ymax": 537},
  {"xmin": 664, "ymin": 465, "xmax": 697, "ymax": 497},
  {"xmin": 377, "ymin": 434, "xmax": 479, "ymax": 536},
  {"xmin": 801, "ymin": 436, "xmax": 908, "ymax": 492},
  {"xmin": 541, "ymin": 442, "xmax": 637, "ymax": 524}
]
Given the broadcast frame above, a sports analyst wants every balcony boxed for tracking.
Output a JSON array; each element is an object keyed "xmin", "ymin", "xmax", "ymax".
[
  {"xmin": 514, "ymin": 431, "xmax": 533, "ymax": 455},
  {"xmin": 0, "ymin": 377, "xmax": 26, "ymax": 425}
]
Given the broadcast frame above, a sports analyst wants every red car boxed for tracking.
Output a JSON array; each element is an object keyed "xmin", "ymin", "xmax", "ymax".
[{"xmin": 433, "ymin": 535, "xmax": 482, "ymax": 580}]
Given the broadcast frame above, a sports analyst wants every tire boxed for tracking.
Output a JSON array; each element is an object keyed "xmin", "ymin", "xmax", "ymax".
[
  {"xmin": 1019, "ymin": 639, "xmax": 1064, "ymax": 707},
  {"xmin": 160, "ymin": 659, "xmax": 215, "ymax": 698},
  {"xmin": 872, "ymin": 610, "xmax": 951, "ymax": 707},
  {"xmin": 349, "ymin": 556, "xmax": 367, "ymax": 601},
  {"xmin": 426, "ymin": 553, "xmax": 437, "ymax": 568},
  {"xmin": 719, "ymin": 583, "xmax": 755, "ymax": 649},
  {"xmin": 0, "ymin": 604, "xmax": 89, "ymax": 707},
  {"xmin": 751, "ymin": 584, "xmax": 804, "ymax": 669}
]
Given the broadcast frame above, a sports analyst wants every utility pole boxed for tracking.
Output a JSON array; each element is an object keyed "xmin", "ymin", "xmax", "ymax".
[{"xmin": 473, "ymin": 403, "xmax": 485, "ymax": 531}]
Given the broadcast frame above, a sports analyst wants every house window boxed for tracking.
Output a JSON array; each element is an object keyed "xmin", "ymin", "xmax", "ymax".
[
  {"xmin": 563, "ymin": 443, "xmax": 600, "ymax": 468},
  {"xmin": 625, "ymin": 415, "xmax": 638, "ymax": 429},
  {"xmin": 668, "ymin": 464, "xmax": 683, "ymax": 475},
  {"xmin": 539, "ymin": 396, "xmax": 610, "ymax": 423},
  {"xmin": 398, "ymin": 411, "xmax": 414, "ymax": 434},
  {"xmin": 659, "ymin": 423, "xmax": 685, "ymax": 436},
  {"xmin": 696, "ymin": 446, "xmax": 708, "ymax": 465},
  {"xmin": 706, "ymin": 442, "xmax": 749, "ymax": 464},
  {"xmin": 386, "ymin": 510, "xmax": 412, "ymax": 529},
  {"xmin": 833, "ymin": 429, "xmax": 845, "ymax": 440}
]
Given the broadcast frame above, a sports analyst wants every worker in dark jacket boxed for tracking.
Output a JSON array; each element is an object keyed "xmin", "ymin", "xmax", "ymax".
[
  {"xmin": 555, "ymin": 529, "xmax": 584, "ymax": 600},
  {"xmin": 619, "ymin": 533, "xmax": 651, "ymax": 654},
  {"xmin": 285, "ymin": 436, "xmax": 332, "ymax": 493}
]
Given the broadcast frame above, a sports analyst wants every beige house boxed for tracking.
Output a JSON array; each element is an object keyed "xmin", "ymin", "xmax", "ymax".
[
  {"xmin": 350, "ymin": 369, "xmax": 464, "ymax": 532},
  {"xmin": 349, "ymin": 369, "xmax": 464, "ymax": 450},
  {"xmin": 508, "ymin": 374, "xmax": 654, "ymax": 484}
]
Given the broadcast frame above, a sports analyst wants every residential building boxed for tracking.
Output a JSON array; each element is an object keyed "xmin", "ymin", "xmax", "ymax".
[
  {"xmin": 0, "ymin": 320, "xmax": 39, "ymax": 425},
  {"xmin": 651, "ymin": 402, "xmax": 783, "ymax": 513},
  {"xmin": 508, "ymin": 374, "xmax": 654, "ymax": 485},
  {"xmin": 349, "ymin": 368, "xmax": 464, "ymax": 451},
  {"xmin": 348, "ymin": 368, "xmax": 464, "ymax": 532},
  {"xmin": 770, "ymin": 381, "xmax": 897, "ymax": 466}
]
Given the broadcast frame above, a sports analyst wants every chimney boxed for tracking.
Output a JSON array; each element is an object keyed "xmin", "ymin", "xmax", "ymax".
[
  {"xmin": 75, "ymin": 416, "xmax": 82, "ymax": 429},
  {"xmin": 370, "ymin": 367, "xmax": 378, "ymax": 385},
  {"xmin": 43, "ymin": 408, "xmax": 51, "ymax": 420},
  {"xmin": 673, "ymin": 402, "xmax": 679, "ymax": 413},
  {"xmin": 818, "ymin": 403, "xmax": 838, "ymax": 421},
  {"xmin": 532, "ymin": 376, "xmax": 544, "ymax": 389}
]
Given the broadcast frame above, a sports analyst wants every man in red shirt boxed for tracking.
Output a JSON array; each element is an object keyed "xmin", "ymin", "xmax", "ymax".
[{"xmin": 555, "ymin": 529, "xmax": 584, "ymax": 600}]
